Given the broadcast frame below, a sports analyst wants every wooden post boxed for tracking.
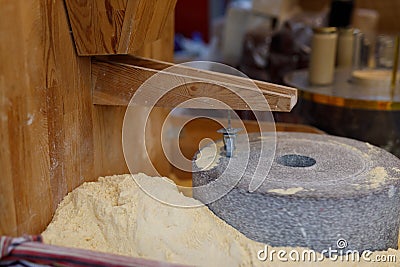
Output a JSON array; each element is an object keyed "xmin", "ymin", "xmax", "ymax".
[{"xmin": 0, "ymin": 0, "xmax": 175, "ymax": 236}]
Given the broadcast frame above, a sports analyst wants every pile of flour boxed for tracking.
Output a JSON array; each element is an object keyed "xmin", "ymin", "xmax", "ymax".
[{"xmin": 42, "ymin": 173, "xmax": 400, "ymax": 266}]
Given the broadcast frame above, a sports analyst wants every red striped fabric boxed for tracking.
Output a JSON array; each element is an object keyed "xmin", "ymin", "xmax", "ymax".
[{"xmin": 0, "ymin": 235, "xmax": 189, "ymax": 267}]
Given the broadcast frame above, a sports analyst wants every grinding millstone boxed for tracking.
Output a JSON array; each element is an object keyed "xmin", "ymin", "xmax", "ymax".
[{"xmin": 192, "ymin": 132, "xmax": 400, "ymax": 252}]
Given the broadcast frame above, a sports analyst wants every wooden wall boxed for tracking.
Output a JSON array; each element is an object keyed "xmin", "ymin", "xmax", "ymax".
[{"xmin": 0, "ymin": 0, "xmax": 174, "ymax": 236}]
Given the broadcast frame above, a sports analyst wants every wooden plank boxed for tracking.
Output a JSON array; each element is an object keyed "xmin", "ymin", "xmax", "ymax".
[
  {"xmin": 93, "ymin": 106, "xmax": 128, "ymax": 177},
  {"xmin": 135, "ymin": 9, "xmax": 175, "ymax": 61},
  {"xmin": 0, "ymin": 90, "xmax": 16, "ymax": 235},
  {"xmin": 64, "ymin": 0, "xmax": 177, "ymax": 55},
  {"xmin": 65, "ymin": 0, "xmax": 127, "ymax": 55},
  {"xmin": 92, "ymin": 57, "xmax": 297, "ymax": 111},
  {"xmin": 46, "ymin": 1, "xmax": 95, "ymax": 204},
  {"xmin": 101, "ymin": 55, "xmax": 298, "ymax": 100},
  {"xmin": 0, "ymin": 0, "xmax": 53, "ymax": 236},
  {"xmin": 118, "ymin": 0, "xmax": 177, "ymax": 53},
  {"xmin": 1, "ymin": 0, "xmax": 96, "ymax": 236},
  {"xmin": 0, "ymin": 1, "xmax": 18, "ymax": 235}
]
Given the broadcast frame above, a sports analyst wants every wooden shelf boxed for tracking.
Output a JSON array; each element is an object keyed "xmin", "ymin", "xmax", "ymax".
[{"xmin": 92, "ymin": 55, "xmax": 298, "ymax": 112}]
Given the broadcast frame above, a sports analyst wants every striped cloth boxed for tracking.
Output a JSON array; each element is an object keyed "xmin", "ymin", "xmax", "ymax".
[{"xmin": 0, "ymin": 235, "xmax": 188, "ymax": 267}]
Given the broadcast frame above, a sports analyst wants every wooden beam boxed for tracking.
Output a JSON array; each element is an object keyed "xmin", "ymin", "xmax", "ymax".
[
  {"xmin": 65, "ymin": 0, "xmax": 128, "ymax": 55},
  {"xmin": 65, "ymin": 0, "xmax": 177, "ymax": 55},
  {"xmin": 92, "ymin": 56, "xmax": 297, "ymax": 111},
  {"xmin": 101, "ymin": 55, "xmax": 298, "ymax": 99},
  {"xmin": 118, "ymin": 0, "xmax": 177, "ymax": 53}
]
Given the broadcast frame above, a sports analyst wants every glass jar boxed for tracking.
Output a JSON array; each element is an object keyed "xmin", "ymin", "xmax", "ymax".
[
  {"xmin": 309, "ymin": 27, "xmax": 338, "ymax": 85},
  {"xmin": 337, "ymin": 28, "xmax": 354, "ymax": 68}
]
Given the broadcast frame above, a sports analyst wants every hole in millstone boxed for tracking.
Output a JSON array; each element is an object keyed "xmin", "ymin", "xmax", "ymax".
[{"xmin": 276, "ymin": 154, "xmax": 316, "ymax": 168}]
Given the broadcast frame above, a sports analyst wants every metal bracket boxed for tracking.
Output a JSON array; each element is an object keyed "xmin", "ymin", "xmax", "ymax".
[{"xmin": 217, "ymin": 111, "xmax": 241, "ymax": 157}]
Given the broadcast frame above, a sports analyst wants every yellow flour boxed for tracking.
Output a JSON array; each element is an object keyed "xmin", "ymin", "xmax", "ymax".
[
  {"xmin": 42, "ymin": 173, "xmax": 400, "ymax": 267},
  {"xmin": 195, "ymin": 141, "xmax": 223, "ymax": 170},
  {"xmin": 367, "ymin": 167, "xmax": 388, "ymax": 189},
  {"xmin": 267, "ymin": 187, "xmax": 304, "ymax": 195}
]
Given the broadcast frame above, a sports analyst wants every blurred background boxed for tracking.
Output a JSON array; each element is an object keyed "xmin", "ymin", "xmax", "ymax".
[
  {"xmin": 174, "ymin": 0, "xmax": 400, "ymax": 78},
  {"xmin": 173, "ymin": 0, "xmax": 400, "ymax": 159}
]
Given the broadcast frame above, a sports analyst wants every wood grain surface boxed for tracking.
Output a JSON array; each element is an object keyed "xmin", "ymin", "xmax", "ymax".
[
  {"xmin": 65, "ymin": 0, "xmax": 177, "ymax": 55},
  {"xmin": 0, "ymin": 0, "xmax": 175, "ymax": 236},
  {"xmin": 64, "ymin": 0, "xmax": 127, "ymax": 54},
  {"xmin": 99, "ymin": 56, "xmax": 298, "ymax": 98},
  {"xmin": 92, "ymin": 56, "xmax": 297, "ymax": 111},
  {"xmin": 1, "ymin": 0, "xmax": 54, "ymax": 236}
]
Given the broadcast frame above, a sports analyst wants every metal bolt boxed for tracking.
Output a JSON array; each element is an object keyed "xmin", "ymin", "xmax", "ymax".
[{"xmin": 217, "ymin": 111, "xmax": 241, "ymax": 157}]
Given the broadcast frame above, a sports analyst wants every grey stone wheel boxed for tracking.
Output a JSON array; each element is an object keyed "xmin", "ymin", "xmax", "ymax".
[{"xmin": 193, "ymin": 132, "xmax": 400, "ymax": 253}]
